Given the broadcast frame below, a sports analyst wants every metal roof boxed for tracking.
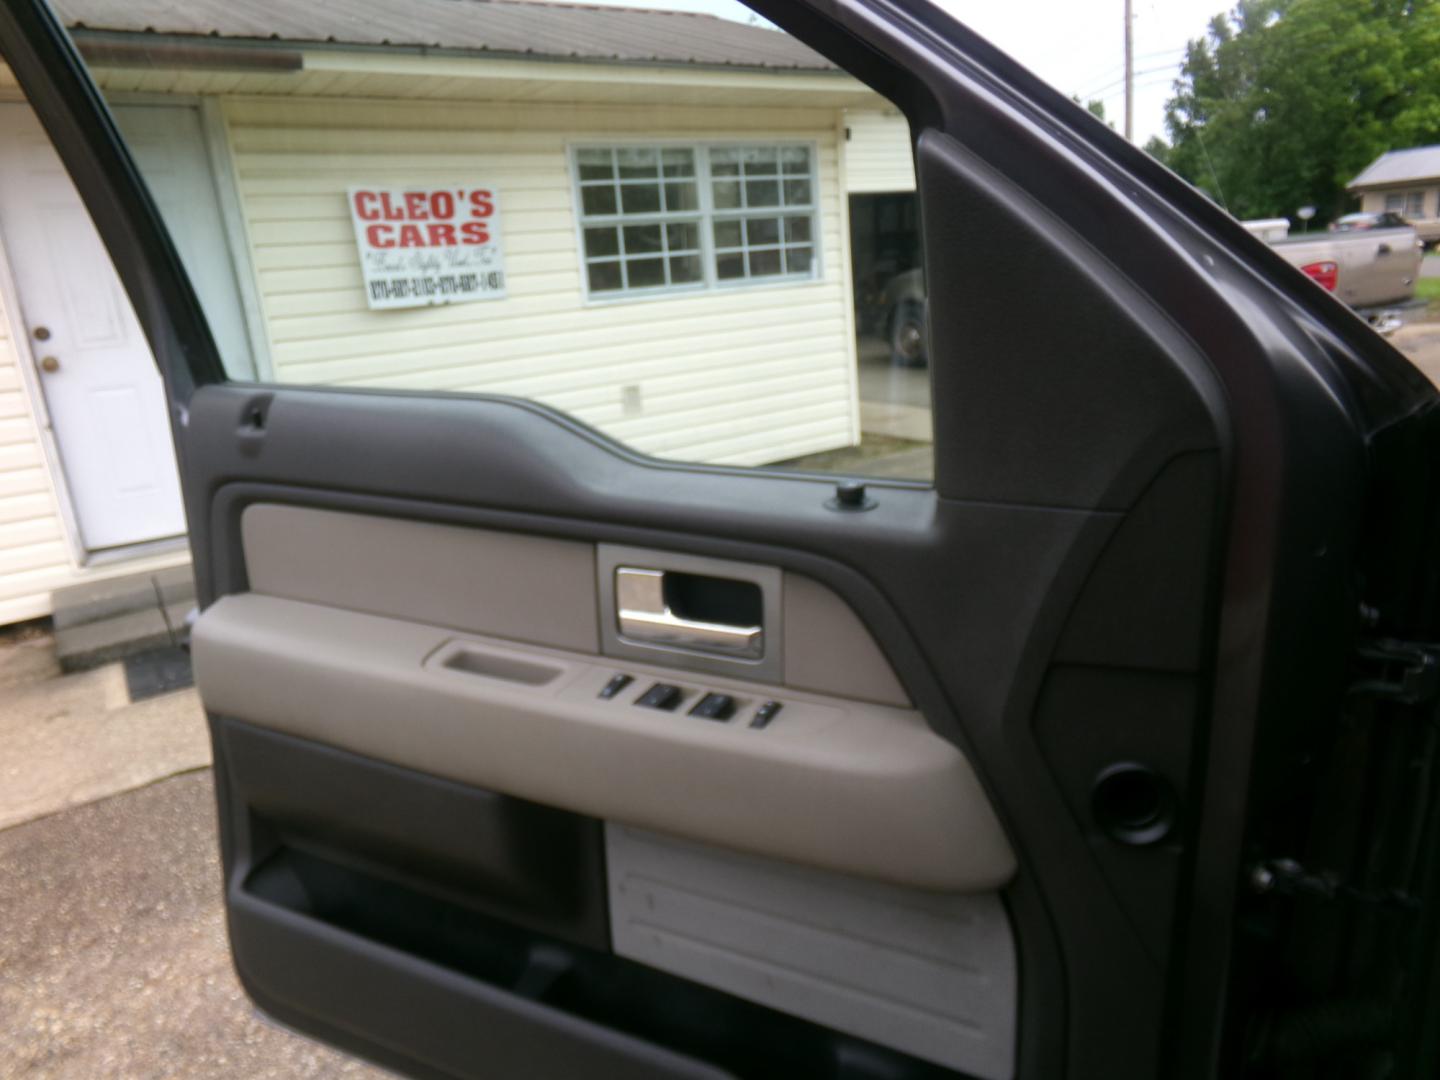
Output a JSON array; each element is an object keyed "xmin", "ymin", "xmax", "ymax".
[
  {"xmin": 1350, "ymin": 145, "xmax": 1440, "ymax": 189},
  {"xmin": 51, "ymin": 0, "xmax": 835, "ymax": 71}
]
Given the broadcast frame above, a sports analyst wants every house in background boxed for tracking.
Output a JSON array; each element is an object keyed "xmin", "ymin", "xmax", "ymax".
[
  {"xmin": 1349, "ymin": 145, "xmax": 1440, "ymax": 247},
  {"xmin": 0, "ymin": 0, "xmax": 913, "ymax": 627}
]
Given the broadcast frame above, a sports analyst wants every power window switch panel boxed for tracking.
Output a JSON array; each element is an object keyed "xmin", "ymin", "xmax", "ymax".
[
  {"xmin": 689, "ymin": 693, "xmax": 737, "ymax": 722},
  {"xmin": 635, "ymin": 683, "xmax": 685, "ymax": 711}
]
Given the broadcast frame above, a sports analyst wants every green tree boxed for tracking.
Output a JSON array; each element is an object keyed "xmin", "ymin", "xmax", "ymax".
[
  {"xmin": 1072, "ymin": 96, "xmax": 1116, "ymax": 129},
  {"xmin": 1163, "ymin": 0, "xmax": 1440, "ymax": 226}
]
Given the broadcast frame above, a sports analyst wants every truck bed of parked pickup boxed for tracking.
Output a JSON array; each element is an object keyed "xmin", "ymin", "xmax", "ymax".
[{"xmin": 1272, "ymin": 225, "xmax": 1423, "ymax": 309}]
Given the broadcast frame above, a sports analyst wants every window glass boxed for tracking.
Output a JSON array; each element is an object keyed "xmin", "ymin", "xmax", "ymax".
[
  {"xmin": 1386, "ymin": 191, "xmax": 1427, "ymax": 218},
  {"xmin": 43, "ymin": 0, "xmax": 930, "ymax": 480}
]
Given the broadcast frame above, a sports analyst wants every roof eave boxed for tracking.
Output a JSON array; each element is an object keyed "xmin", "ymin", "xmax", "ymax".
[{"xmin": 65, "ymin": 25, "xmax": 843, "ymax": 77}]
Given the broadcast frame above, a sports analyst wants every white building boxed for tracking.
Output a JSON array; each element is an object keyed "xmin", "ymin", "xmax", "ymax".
[
  {"xmin": 0, "ymin": 0, "xmax": 914, "ymax": 625},
  {"xmin": 1349, "ymin": 144, "xmax": 1440, "ymax": 246}
]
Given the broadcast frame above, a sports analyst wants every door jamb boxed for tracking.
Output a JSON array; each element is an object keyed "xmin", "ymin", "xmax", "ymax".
[
  {"xmin": 197, "ymin": 96, "xmax": 274, "ymax": 382},
  {"xmin": 104, "ymin": 91, "xmax": 274, "ymax": 382}
]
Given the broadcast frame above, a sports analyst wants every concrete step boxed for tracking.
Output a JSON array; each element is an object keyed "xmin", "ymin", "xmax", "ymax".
[
  {"xmin": 52, "ymin": 567, "xmax": 196, "ymax": 673},
  {"xmin": 52, "ymin": 565, "xmax": 194, "ymax": 631}
]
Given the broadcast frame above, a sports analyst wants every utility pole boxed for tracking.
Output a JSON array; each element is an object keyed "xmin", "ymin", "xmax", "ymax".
[{"xmin": 1124, "ymin": 0, "xmax": 1134, "ymax": 140}]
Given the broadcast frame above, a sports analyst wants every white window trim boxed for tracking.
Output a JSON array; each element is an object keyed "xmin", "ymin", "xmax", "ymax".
[{"xmin": 567, "ymin": 139, "xmax": 823, "ymax": 305}]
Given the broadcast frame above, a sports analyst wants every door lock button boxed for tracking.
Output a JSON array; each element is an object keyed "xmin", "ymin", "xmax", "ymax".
[
  {"xmin": 689, "ymin": 693, "xmax": 736, "ymax": 722},
  {"xmin": 635, "ymin": 683, "xmax": 684, "ymax": 711},
  {"xmin": 598, "ymin": 673, "xmax": 633, "ymax": 699},
  {"xmin": 750, "ymin": 701, "xmax": 783, "ymax": 729}
]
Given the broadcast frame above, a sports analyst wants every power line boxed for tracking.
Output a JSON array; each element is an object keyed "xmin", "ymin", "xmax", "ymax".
[
  {"xmin": 1072, "ymin": 43, "xmax": 1187, "ymax": 92},
  {"xmin": 1077, "ymin": 61, "xmax": 1182, "ymax": 101}
]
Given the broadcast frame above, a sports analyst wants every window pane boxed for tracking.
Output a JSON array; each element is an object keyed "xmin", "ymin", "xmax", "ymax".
[
  {"xmin": 784, "ymin": 216, "xmax": 812, "ymax": 243},
  {"xmin": 628, "ymin": 258, "xmax": 665, "ymax": 289},
  {"xmin": 783, "ymin": 179, "xmax": 812, "ymax": 206},
  {"xmin": 667, "ymin": 222, "xmax": 700, "ymax": 252},
  {"xmin": 713, "ymin": 219, "xmax": 742, "ymax": 249},
  {"xmin": 623, "ymin": 224, "xmax": 663, "ymax": 254},
  {"xmin": 742, "ymin": 147, "xmax": 780, "ymax": 174},
  {"xmin": 785, "ymin": 247, "xmax": 814, "ymax": 275},
  {"xmin": 588, "ymin": 261, "xmax": 623, "ymax": 293},
  {"xmin": 710, "ymin": 149, "xmax": 741, "ymax": 176},
  {"xmin": 716, "ymin": 252, "xmax": 746, "ymax": 280},
  {"xmin": 747, "ymin": 217, "xmax": 780, "ymax": 246},
  {"xmin": 582, "ymin": 185, "xmax": 618, "ymax": 216},
  {"xmin": 616, "ymin": 147, "xmax": 659, "ymax": 179},
  {"xmin": 749, "ymin": 249, "xmax": 783, "ymax": 277},
  {"xmin": 577, "ymin": 148, "xmax": 615, "ymax": 181},
  {"xmin": 780, "ymin": 146, "xmax": 810, "ymax": 174},
  {"xmin": 745, "ymin": 179, "xmax": 780, "ymax": 207},
  {"xmin": 661, "ymin": 148, "xmax": 696, "ymax": 177},
  {"xmin": 620, "ymin": 183, "xmax": 662, "ymax": 214},
  {"xmin": 713, "ymin": 181, "xmax": 741, "ymax": 210},
  {"xmin": 584, "ymin": 226, "xmax": 620, "ymax": 257},
  {"xmin": 664, "ymin": 181, "xmax": 699, "ymax": 212},
  {"xmin": 670, "ymin": 254, "xmax": 703, "ymax": 283}
]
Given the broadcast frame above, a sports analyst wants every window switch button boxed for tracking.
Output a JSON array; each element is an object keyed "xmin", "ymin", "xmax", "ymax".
[
  {"xmin": 598, "ymin": 673, "xmax": 633, "ymax": 699},
  {"xmin": 635, "ymin": 683, "xmax": 684, "ymax": 711},
  {"xmin": 689, "ymin": 692, "xmax": 737, "ymax": 722},
  {"xmin": 750, "ymin": 701, "xmax": 783, "ymax": 729}
]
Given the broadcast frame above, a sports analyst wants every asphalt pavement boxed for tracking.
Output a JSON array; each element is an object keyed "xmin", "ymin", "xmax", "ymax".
[{"xmin": 0, "ymin": 770, "xmax": 388, "ymax": 1079}]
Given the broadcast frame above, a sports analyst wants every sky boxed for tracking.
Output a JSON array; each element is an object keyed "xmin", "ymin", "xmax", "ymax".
[{"xmin": 559, "ymin": 0, "xmax": 1234, "ymax": 145}]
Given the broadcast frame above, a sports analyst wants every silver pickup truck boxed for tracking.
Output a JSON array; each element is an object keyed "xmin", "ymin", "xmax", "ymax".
[
  {"xmin": 1270, "ymin": 223, "xmax": 1423, "ymax": 310},
  {"xmin": 879, "ymin": 220, "xmax": 1423, "ymax": 367}
]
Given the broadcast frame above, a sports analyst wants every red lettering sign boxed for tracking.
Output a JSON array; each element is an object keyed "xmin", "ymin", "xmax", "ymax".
[{"xmin": 348, "ymin": 185, "xmax": 505, "ymax": 309}]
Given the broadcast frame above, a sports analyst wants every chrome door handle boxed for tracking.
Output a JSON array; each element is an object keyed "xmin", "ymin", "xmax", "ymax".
[{"xmin": 615, "ymin": 567, "xmax": 763, "ymax": 658}]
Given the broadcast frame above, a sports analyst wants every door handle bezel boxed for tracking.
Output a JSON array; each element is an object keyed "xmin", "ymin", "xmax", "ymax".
[{"xmin": 596, "ymin": 544, "xmax": 783, "ymax": 683}]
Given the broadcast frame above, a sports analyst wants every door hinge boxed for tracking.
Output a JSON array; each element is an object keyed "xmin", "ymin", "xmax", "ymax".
[
  {"xmin": 1349, "ymin": 638, "xmax": 1440, "ymax": 706},
  {"xmin": 1249, "ymin": 858, "xmax": 1421, "ymax": 912}
]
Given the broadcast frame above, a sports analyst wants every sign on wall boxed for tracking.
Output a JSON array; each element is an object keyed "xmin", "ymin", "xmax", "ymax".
[{"xmin": 347, "ymin": 186, "xmax": 505, "ymax": 310}]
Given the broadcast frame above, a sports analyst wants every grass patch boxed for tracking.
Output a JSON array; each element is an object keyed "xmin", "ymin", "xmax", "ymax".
[{"xmin": 1417, "ymin": 274, "xmax": 1440, "ymax": 318}]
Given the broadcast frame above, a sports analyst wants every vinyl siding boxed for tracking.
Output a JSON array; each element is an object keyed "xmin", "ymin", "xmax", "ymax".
[
  {"xmin": 223, "ymin": 96, "xmax": 859, "ymax": 466},
  {"xmin": 0, "ymin": 281, "xmax": 74, "ymax": 624},
  {"xmin": 844, "ymin": 109, "xmax": 915, "ymax": 194}
]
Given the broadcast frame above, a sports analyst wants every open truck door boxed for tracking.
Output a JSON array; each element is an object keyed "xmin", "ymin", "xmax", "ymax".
[{"xmin": 5, "ymin": 1, "xmax": 1440, "ymax": 1077}]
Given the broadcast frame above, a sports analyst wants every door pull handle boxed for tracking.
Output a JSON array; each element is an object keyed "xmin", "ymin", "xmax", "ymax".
[{"xmin": 615, "ymin": 567, "xmax": 763, "ymax": 659}]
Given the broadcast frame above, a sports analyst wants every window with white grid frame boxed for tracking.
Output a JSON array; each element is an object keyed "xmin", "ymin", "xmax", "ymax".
[
  {"xmin": 574, "ymin": 143, "xmax": 820, "ymax": 298},
  {"xmin": 575, "ymin": 147, "xmax": 705, "ymax": 296},
  {"xmin": 709, "ymin": 146, "xmax": 817, "ymax": 283}
]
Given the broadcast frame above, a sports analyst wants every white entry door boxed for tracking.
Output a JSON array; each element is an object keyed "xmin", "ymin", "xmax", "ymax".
[{"xmin": 0, "ymin": 104, "xmax": 185, "ymax": 551}]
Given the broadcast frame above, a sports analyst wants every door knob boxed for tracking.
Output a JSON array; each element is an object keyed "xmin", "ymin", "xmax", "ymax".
[
  {"xmin": 38, "ymin": 355, "xmax": 59, "ymax": 374},
  {"xmin": 32, "ymin": 326, "xmax": 49, "ymax": 341}
]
